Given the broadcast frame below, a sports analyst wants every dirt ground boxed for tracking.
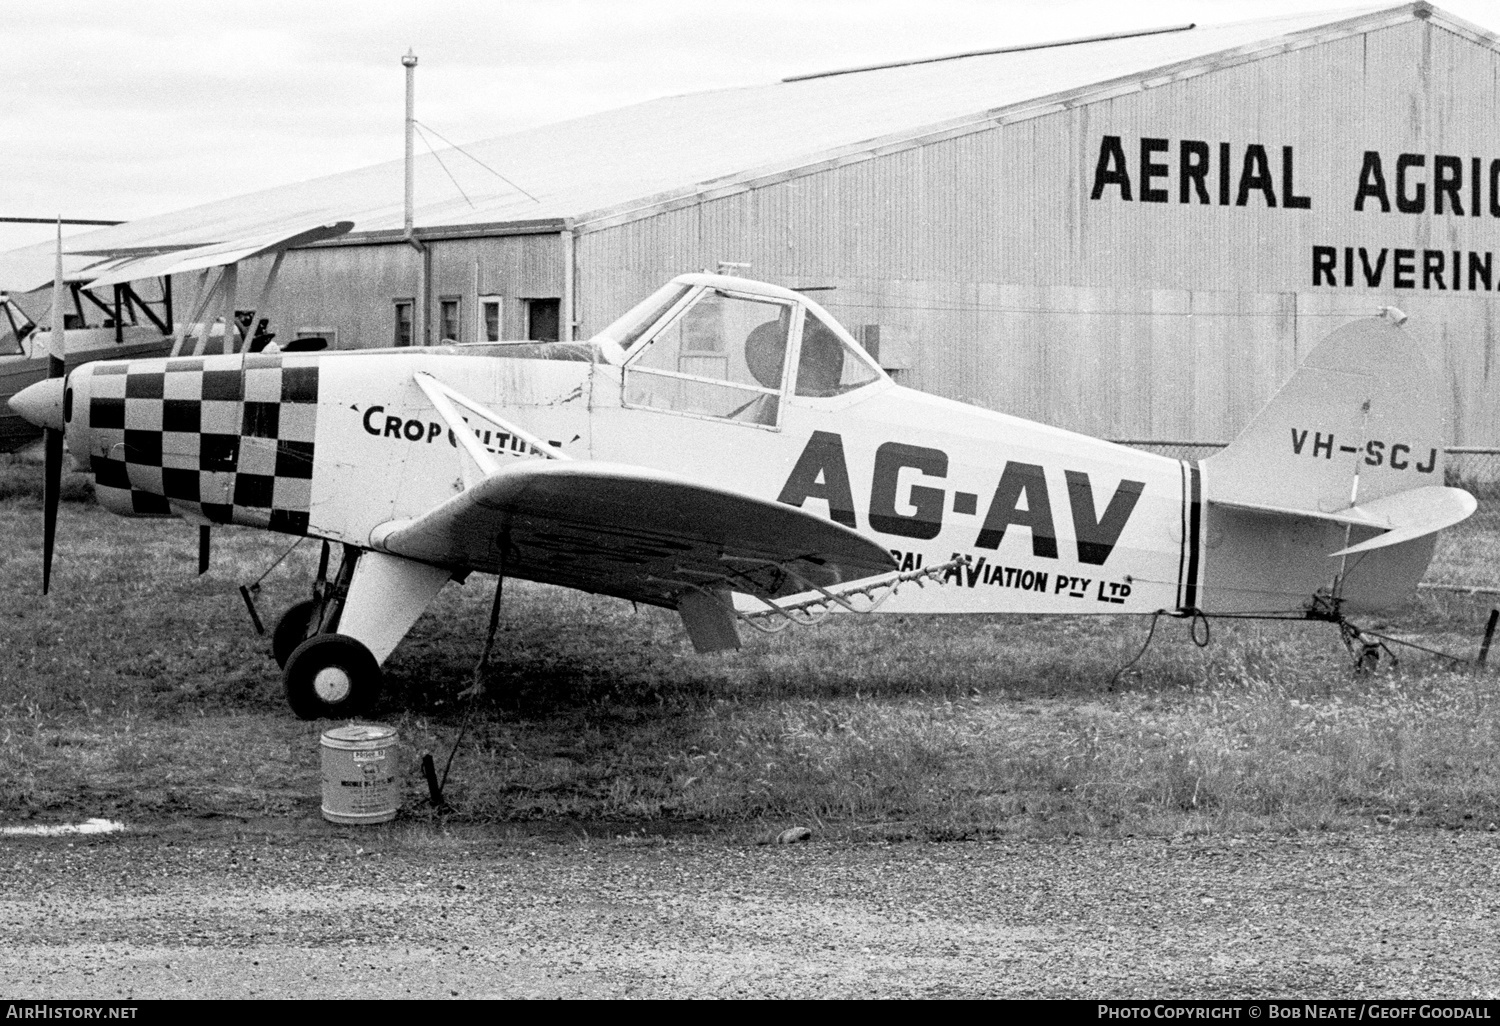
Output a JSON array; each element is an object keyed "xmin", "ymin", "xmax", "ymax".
[{"xmin": 2, "ymin": 821, "xmax": 1498, "ymax": 999}]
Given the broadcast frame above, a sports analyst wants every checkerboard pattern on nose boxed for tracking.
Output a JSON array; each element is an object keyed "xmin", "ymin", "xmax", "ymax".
[{"xmin": 87, "ymin": 352, "xmax": 320, "ymax": 535}]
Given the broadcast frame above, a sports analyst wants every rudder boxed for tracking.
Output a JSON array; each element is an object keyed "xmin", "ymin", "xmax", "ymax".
[
  {"xmin": 1204, "ymin": 315, "xmax": 1446, "ymax": 512},
  {"xmin": 1197, "ymin": 315, "xmax": 1470, "ymax": 615}
]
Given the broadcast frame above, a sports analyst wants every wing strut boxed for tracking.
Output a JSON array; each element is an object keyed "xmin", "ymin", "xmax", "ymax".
[{"xmin": 413, "ymin": 372, "xmax": 572, "ymax": 486}]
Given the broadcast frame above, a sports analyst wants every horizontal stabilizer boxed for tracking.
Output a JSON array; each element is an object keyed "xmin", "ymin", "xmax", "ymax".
[
  {"xmin": 1211, "ymin": 485, "xmax": 1475, "ymax": 558},
  {"xmin": 1325, "ymin": 486, "xmax": 1477, "ymax": 556}
]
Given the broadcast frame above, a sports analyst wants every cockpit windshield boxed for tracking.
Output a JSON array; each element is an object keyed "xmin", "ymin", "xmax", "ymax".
[{"xmin": 593, "ymin": 282, "xmax": 694, "ymax": 354}]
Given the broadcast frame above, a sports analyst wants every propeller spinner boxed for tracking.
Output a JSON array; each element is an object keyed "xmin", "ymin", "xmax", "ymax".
[{"xmin": 9, "ymin": 376, "xmax": 64, "ymax": 432}]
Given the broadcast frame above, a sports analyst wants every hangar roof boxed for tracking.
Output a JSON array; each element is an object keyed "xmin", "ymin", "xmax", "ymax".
[{"xmin": 1, "ymin": 2, "xmax": 1489, "ymax": 289}]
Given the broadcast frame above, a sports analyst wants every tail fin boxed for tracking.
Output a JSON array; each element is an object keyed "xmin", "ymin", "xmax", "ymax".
[
  {"xmin": 1205, "ymin": 315, "xmax": 1447, "ymax": 511},
  {"xmin": 1199, "ymin": 315, "xmax": 1474, "ymax": 613}
]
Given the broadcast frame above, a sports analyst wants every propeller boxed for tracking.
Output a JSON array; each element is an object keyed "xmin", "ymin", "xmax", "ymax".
[
  {"xmin": 42, "ymin": 220, "xmax": 66, "ymax": 594},
  {"xmin": 12, "ymin": 226, "xmax": 213, "ymax": 587}
]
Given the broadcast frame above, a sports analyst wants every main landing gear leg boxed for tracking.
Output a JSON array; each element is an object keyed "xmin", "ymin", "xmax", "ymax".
[
  {"xmin": 272, "ymin": 541, "xmax": 358, "ymax": 669},
  {"xmin": 282, "ymin": 550, "xmax": 452, "ymax": 720}
]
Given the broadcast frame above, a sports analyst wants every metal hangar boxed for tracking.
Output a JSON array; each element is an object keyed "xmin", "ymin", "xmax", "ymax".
[{"xmin": 4, "ymin": 2, "xmax": 1498, "ymax": 445}]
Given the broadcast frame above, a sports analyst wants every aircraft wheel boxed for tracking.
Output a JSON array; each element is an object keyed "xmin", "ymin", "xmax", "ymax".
[
  {"xmin": 283, "ymin": 633, "xmax": 383, "ymax": 720},
  {"xmin": 272, "ymin": 599, "xmax": 318, "ymax": 669}
]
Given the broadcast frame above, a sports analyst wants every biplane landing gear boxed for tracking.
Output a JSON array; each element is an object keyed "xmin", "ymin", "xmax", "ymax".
[{"xmin": 283, "ymin": 634, "xmax": 383, "ymax": 720}]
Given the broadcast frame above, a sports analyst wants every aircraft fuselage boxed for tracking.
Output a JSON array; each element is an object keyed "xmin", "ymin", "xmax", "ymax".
[{"xmin": 62, "ymin": 348, "xmax": 1198, "ymax": 617}]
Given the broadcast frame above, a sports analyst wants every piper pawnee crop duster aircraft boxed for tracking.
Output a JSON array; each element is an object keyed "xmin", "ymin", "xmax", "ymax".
[{"xmin": 9, "ymin": 272, "xmax": 1477, "ymax": 718}]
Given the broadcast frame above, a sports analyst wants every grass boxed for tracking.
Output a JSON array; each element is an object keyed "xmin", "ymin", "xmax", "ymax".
[
  {"xmin": 0, "ymin": 451, "xmax": 95, "ymax": 504},
  {"xmin": 1425, "ymin": 502, "xmax": 1500, "ymax": 589},
  {"xmin": 1, "ymin": 460, "xmax": 1499, "ymax": 839}
]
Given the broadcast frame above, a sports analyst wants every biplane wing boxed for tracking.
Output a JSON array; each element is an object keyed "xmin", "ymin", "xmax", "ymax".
[
  {"xmin": 82, "ymin": 220, "xmax": 354, "ymax": 289},
  {"xmin": 0, "ymin": 219, "xmax": 351, "ymax": 294},
  {"xmin": 370, "ymin": 460, "xmax": 898, "ymax": 652},
  {"xmin": 0, "ymin": 254, "xmax": 142, "ymax": 295}
]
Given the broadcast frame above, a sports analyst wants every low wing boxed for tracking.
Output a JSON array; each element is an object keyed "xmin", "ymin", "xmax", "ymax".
[{"xmin": 371, "ymin": 460, "xmax": 897, "ymax": 649}]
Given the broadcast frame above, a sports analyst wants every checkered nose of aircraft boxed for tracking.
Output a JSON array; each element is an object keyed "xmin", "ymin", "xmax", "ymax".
[{"xmin": 68, "ymin": 354, "xmax": 321, "ymax": 533}]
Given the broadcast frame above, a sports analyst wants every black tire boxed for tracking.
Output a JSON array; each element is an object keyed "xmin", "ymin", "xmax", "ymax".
[
  {"xmin": 283, "ymin": 633, "xmax": 383, "ymax": 720},
  {"xmin": 272, "ymin": 599, "xmax": 318, "ymax": 669}
]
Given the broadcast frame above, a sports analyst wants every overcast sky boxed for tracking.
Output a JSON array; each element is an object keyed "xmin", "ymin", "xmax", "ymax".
[{"xmin": 3, "ymin": 0, "xmax": 1496, "ymax": 254}]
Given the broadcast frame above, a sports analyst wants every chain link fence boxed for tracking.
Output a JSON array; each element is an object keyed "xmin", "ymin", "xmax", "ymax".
[{"xmin": 1116, "ymin": 441, "xmax": 1500, "ymax": 592}]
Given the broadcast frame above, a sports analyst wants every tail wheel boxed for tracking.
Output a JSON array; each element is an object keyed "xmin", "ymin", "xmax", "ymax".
[
  {"xmin": 283, "ymin": 633, "xmax": 382, "ymax": 720},
  {"xmin": 272, "ymin": 599, "xmax": 318, "ymax": 669}
]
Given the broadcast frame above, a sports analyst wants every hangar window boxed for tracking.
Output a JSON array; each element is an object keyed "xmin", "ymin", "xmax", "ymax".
[
  {"xmin": 440, "ymin": 297, "xmax": 462, "ymax": 342},
  {"xmin": 792, "ymin": 308, "xmax": 881, "ymax": 398},
  {"xmin": 623, "ymin": 289, "xmax": 793, "ymax": 427},
  {"xmin": 478, "ymin": 296, "xmax": 503, "ymax": 342},
  {"xmin": 394, "ymin": 300, "xmax": 414, "ymax": 347}
]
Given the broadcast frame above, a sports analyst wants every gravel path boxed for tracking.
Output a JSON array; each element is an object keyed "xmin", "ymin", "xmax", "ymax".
[{"xmin": 1, "ymin": 825, "xmax": 1497, "ymax": 999}]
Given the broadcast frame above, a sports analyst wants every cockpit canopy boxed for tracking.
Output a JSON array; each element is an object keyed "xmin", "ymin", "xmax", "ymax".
[{"xmin": 593, "ymin": 274, "xmax": 885, "ymax": 427}]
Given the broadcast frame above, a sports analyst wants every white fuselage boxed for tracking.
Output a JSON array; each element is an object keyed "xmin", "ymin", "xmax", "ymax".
[{"xmin": 63, "ymin": 348, "xmax": 1195, "ymax": 618}]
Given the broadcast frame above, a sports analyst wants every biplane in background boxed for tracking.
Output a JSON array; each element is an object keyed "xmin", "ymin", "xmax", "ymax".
[
  {"xmin": 10, "ymin": 272, "xmax": 1476, "ymax": 718},
  {"xmin": 0, "ymin": 221, "xmax": 352, "ymax": 452},
  {"xmin": 0, "ymin": 277, "xmax": 173, "ymax": 452}
]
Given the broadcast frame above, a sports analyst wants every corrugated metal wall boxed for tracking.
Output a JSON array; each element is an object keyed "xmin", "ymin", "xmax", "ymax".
[
  {"xmin": 576, "ymin": 17, "xmax": 1500, "ymax": 444},
  {"xmin": 219, "ymin": 232, "xmax": 562, "ymax": 349}
]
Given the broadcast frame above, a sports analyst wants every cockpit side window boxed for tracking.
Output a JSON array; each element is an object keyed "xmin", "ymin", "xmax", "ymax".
[
  {"xmin": 744, "ymin": 311, "xmax": 791, "ymax": 389},
  {"xmin": 631, "ymin": 292, "xmax": 790, "ymax": 386},
  {"xmin": 793, "ymin": 308, "xmax": 881, "ymax": 398}
]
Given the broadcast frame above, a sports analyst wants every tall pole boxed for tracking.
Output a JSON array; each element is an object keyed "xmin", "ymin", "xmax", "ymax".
[
  {"xmin": 403, "ymin": 49, "xmax": 417, "ymax": 238},
  {"xmin": 402, "ymin": 49, "xmax": 427, "ymax": 344}
]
